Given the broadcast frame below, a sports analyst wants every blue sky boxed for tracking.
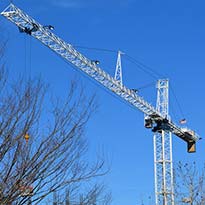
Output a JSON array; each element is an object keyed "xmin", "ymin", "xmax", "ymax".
[{"xmin": 1, "ymin": 0, "xmax": 205, "ymax": 204}]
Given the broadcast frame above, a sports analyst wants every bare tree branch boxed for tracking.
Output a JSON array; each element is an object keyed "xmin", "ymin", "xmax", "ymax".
[
  {"xmin": 0, "ymin": 43, "xmax": 110, "ymax": 204},
  {"xmin": 175, "ymin": 161, "xmax": 205, "ymax": 205}
]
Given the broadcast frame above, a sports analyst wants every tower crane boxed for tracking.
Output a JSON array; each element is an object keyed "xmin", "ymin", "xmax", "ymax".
[{"xmin": 1, "ymin": 4, "xmax": 200, "ymax": 205}]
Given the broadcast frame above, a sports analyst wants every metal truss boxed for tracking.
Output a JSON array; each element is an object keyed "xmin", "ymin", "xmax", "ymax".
[
  {"xmin": 114, "ymin": 51, "xmax": 123, "ymax": 87},
  {"xmin": 154, "ymin": 80, "xmax": 174, "ymax": 205},
  {"xmin": 1, "ymin": 4, "xmax": 158, "ymax": 116}
]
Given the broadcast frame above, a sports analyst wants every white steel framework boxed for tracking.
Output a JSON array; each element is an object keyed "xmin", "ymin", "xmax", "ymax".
[
  {"xmin": 114, "ymin": 51, "xmax": 123, "ymax": 87},
  {"xmin": 1, "ymin": 4, "xmax": 200, "ymax": 205},
  {"xmin": 154, "ymin": 80, "xmax": 174, "ymax": 205}
]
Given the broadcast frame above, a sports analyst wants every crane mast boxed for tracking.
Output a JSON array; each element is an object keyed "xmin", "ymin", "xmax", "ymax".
[
  {"xmin": 154, "ymin": 80, "xmax": 174, "ymax": 205},
  {"xmin": 1, "ymin": 4, "xmax": 199, "ymax": 205}
]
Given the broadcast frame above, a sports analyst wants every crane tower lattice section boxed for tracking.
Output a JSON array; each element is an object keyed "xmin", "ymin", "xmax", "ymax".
[{"xmin": 154, "ymin": 79, "xmax": 174, "ymax": 205}]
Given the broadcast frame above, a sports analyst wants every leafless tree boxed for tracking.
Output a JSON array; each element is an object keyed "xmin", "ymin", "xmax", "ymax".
[
  {"xmin": 174, "ymin": 161, "xmax": 205, "ymax": 205},
  {"xmin": 0, "ymin": 43, "xmax": 110, "ymax": 204}
]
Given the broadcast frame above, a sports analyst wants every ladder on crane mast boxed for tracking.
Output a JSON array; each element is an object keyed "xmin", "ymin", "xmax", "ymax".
[{"xmin": 1, "ymin": 4, "xmax": 200, "ymax": 205}]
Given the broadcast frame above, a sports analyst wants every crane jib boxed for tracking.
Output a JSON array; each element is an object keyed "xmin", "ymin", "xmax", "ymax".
[{"xmin": 1, "ymin": 3, "xmax": 199, "ymax": 152}]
